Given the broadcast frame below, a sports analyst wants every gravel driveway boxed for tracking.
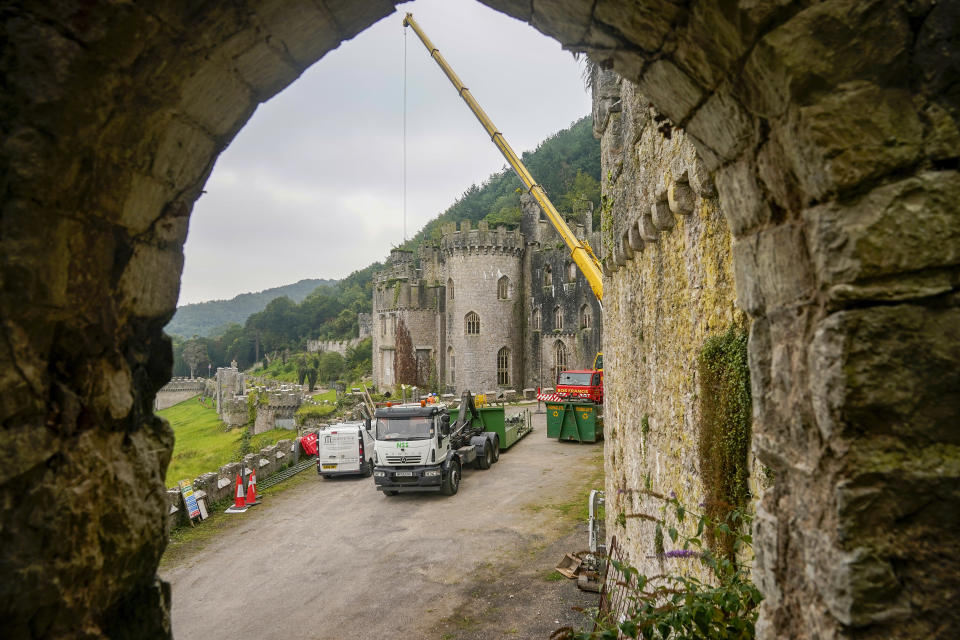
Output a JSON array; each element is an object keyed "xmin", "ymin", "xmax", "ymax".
[{"xmin": 161, "ymin": 407, "xmax": 602, "ymax": 639}]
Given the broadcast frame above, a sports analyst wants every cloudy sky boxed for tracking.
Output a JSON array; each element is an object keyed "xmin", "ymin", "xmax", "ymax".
[{"xmin": 179, "ymin": 0, "xmax": 592, "ymax": 305}]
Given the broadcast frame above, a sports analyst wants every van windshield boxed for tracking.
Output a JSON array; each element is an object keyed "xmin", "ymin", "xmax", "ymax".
[
  {"xmin": 375, "ymin": 416, "xmax": 435, "ymax": 441},
  {"xmin": 557, "ymin": 371, "xmax": 594, "ymax": 386}
]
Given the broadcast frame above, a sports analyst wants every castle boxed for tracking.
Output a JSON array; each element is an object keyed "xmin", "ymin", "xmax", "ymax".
[{"xmin": 372, "ymin": 195, "xmax": 602, "ymax": 394}]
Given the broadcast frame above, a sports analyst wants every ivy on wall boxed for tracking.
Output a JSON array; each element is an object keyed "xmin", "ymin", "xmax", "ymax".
[
  {"xmin": 394, "ymin": 317, "xmax": 417, "ymax": 386},
  {"xmin": 696, "ymin": 326, "xmax": 752, "ymax": 559}
]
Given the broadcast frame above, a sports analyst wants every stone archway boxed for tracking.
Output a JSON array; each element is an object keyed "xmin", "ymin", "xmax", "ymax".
[{"xmin": 1, "ymin": 1, "xmax": 956, "ymax": 638}]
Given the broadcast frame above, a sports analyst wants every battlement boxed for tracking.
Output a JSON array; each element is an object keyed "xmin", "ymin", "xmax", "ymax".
[
  {"xmin": 440, "ymin": 220, "xmax": 524, "ymax": 255},
  {"xmin": 158, "ymin": 378, "xmax": 206, "ymax": 393}
]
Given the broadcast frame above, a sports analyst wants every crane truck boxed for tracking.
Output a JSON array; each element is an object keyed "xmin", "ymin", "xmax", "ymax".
[{"xmin": 373, "ymin": 392, "xmax": 499, "ymax": 496}]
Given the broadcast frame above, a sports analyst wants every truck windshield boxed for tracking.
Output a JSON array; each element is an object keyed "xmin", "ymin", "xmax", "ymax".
[
  {"xmin": 557, "ymin": 371, "xmax": 594, "ymax": 386},
  {"xmin": 375, "ymin": 416, "xmax": 435, "ymax": 441}
]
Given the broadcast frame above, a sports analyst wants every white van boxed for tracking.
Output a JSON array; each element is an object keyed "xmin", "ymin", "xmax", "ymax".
[{"xmin": 316, "ymin": 421, "xmax": 375, "ymax": 478}]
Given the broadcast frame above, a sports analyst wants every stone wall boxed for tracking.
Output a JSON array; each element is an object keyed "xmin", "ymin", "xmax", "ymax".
[
  {"xmin": 154, "ymin": 377, "xmax": 206, "ymax": 410},
  {"xmin": 594, "ymin": 68, "xmax": 750, "ymax": 580}
]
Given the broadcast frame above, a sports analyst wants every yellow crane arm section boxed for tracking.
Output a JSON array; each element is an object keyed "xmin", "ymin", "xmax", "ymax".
[{"xmin": 402, "ymin": 13, "xmax": 604, "ymax": 302}]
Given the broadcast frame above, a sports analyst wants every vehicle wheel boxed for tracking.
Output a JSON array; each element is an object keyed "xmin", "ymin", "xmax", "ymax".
[
  {"xmin": 478, "ymin": 442, "xmax": 492, "ymax": 470},
  {"xmin": 321, "ymin": 474, "xmax": 331, "ymax": 480},
  {"xmin": 441, "ymin": 462, "xmax": 460, "ymax": 496},
  {"xmin": 491, "ymin": 438, "xmax": 500, "ymax": 463},
  {"xmin": 363, "ymin": 458, "xmax": 373, "ymax": 477},
  {"xmin": 384, "ymin": 490, "xmax": 398, "ymax": 496}
]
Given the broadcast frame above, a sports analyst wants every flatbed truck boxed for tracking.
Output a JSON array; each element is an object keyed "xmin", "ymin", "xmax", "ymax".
[{"xmin": 372, "ymin": 392, "xmax": 530, "ymax": 496}]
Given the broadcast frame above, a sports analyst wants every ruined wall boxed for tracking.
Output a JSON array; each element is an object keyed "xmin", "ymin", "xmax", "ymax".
[
  {"xmin": 595, "ymin": 70, "xmax": 747, "ymax": 579},
  {"xmin": 154, "ymin": 377, "xmax": 206, "ymax": 410}
]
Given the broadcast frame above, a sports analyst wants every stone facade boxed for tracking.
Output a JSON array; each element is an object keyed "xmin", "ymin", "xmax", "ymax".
[{"xmin": 371, "ymin": 208, "xmax": 602, "ymax": 395}]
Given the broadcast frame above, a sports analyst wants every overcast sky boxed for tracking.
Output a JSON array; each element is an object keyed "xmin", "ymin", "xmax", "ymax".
[{"xmin": 179, "ymin": 0, "xmax": 592, "ymax": 305}]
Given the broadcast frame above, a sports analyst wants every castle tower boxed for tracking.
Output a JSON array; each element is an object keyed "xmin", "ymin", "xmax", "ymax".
[
  {"xmin": 371, "ymin": 248, "xmax": 443, "ymax": 391},
  {"xmin": 441, "ymin": 220, "xmax": 525, "ymax": 394}
]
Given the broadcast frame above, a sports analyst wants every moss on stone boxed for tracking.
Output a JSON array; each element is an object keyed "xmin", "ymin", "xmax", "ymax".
[{"xmin": 697, "ymin": 325, "xmax": 752, "ymax": 558}]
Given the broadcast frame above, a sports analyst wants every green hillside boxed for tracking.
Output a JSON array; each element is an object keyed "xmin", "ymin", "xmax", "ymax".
[{"xmin": 167, "ymin": 278, "xmax": 337, "ymax": 338}]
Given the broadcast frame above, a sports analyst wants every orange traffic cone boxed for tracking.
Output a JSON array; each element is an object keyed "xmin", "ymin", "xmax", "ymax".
[
  {"xmin": 224, "ymin": 473, "xmax": 248, "ymax": 513},
  {"xmin": 245, "ymin": 469, "xmax": 260, "ymax": 507}
]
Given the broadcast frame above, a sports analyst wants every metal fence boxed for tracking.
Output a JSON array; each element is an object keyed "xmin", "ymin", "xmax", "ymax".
[{"xmin": 595, "ymin": 536, "xmax": 638, "ymax": 632}]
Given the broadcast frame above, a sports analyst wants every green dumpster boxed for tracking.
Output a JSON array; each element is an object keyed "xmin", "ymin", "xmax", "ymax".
[
  {"xmin": 545, "ymin": 400, "xmax": 603, "ymax": 443},
  {"xmin": 449, "ymin": 405, "xmax": 532, "ymax": 451}
]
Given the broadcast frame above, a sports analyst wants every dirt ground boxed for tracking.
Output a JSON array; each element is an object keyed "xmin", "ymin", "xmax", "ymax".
[{"xmin": 160, "ymin": 406, "xmax": 603, "ymax": 639}]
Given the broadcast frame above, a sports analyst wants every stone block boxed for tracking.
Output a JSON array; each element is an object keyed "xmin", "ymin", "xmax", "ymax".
[
  {"xmin": 179, "ymin": 59, "xmax": 254, "ymax": 139},
  {"xmin": 715, "ymin": 155, "xmax": 770, "ymax": 237},
  {"xmin": 231, "ymin": 39, "xmax": 301, "ymax": 99},
  {"xmin": 626, "ymin": 220, "xmax": 644, "ymax": 252},
  {"xmin": 667, "ymin": 180, "xmax": 695, "ymax": 216},
  {"xmin": 254, "ymin": 0, "xmax": 342, "ymax": 67},
  {"xmin": 804, "ymin": 171, "xmax": 960, "ymax": 293},
  {"xmin": 733, "ymin": 223, "xmax": 814, "ymax": 314},
  {"xmin": 636, "ymin": 59, "xmax": 704, "ymax": 124},
  {"xmin": 685, "ymin": 84, "xmax": 754, "ymax": 163},
  {"xmin": 151, "ymin": 117, "xmax": 216, "ymax": 192},
  {"xmin": 639, "ymin": 210, "xmax": 660, "ymax": 241},
  {"xmin": 650, "ymin": 200, "xmax": 674, "ymax": 230},
  {"xmin": 809, "ymin": 304, "xmax": 960, "ymax": 445},
  {"xmin": 523, "ymin": 388, "xmax": 536, "ymax": 400}
]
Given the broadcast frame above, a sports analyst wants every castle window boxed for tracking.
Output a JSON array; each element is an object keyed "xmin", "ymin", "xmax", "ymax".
[
  {"xmin": 567, "ymin": 262, "xmax": 577, "ymax": 283},
  {"xmin": 580, "ymin": 304, "xmax": 592, "ymax": 329},
  {"xmin": 553, "ymin": 341, "xmax": 568, "ymax": 383},
  {"xmin": 544, "ymin": 266, "xmax": 553, "ymax": 286},
  {"xmin": 448, "ymin": 277, "xmax": 454, "ymax": 301},
  {"xmin": 497, "ymin": 275, "xmax": 509, "ymax": 300},
  {"xmin": 532, "ymin": 308, "xmax": 541, "ymax": 331},
  {"xmin": 465, "ymin": 311, "xmax": 480, "ymax": 335},
  {"xmin": 448, "ymin": 347, "xmax": 455, "ymax": 385},
  {"xmin": 497, "ymin": 347, "xmax": 510, "ymax": 386},
  {"xmin": 380, "ymin": 316, "xmax": 386, "ymax": 337},
  {"xmin": 554, "ymin": 306, "xmax": 563, "ymax": 331}
]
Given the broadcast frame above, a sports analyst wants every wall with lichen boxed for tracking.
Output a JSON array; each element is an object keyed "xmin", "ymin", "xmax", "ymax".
[{"xmin": 595, "ymin": 69, "xmax": 759, "ymax": 579}]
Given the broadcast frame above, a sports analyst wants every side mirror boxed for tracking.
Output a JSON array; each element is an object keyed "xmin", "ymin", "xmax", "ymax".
[
  {"xmin": 440, "ymin": 415, "xmax": 450, "ymax": 436},
  {"xmin": 365, "ymin": 418, "xmax": 372, "ymax": 431}
]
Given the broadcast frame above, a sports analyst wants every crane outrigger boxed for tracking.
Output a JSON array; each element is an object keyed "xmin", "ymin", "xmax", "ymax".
[{"xmin": 402, "ymin": 13, "xmax": 605, "ymax": 302}]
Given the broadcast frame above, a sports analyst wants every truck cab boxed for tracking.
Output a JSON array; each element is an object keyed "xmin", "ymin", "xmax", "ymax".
[
  {"xmin": 316, "ymin": 421, "xmax": 375, "ymax": 478},
  {"xmin": 371, "ymin": 394, "xmax": 499, "ymax": 496},
  {"xmin": 556, "ymin": 369, "xmax": 603, "ymax": 404}
]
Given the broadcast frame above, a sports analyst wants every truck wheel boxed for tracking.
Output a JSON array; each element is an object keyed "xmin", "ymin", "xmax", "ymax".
[
  {"xmin": 441, "ymin": 461, "xmax": 460, "ymax": 496},
  {"xmin": 477, "ymin": 442, "xmax": 492, "ymax": 470},
  {"xmin": 491, "ymin": 438, "xmax": 500, "ymax": 463},
  {"xmin": 363, "ymin": 458, "xmax": 373, "ymax": 477}
]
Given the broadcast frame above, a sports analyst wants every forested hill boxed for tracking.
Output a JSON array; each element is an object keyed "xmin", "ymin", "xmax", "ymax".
[
  {"xmin": 167, "ymin": 278, "xmax": 337, "ymax": 338},
  {"xmin": 404, "ymin": 115, "xmax": 600, "ymax": 246}
]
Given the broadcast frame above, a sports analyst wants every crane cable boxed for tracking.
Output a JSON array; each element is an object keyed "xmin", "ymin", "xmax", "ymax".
[{"xmin": 402, "ymin": 22, "xmax": 408, "ymax": 242}]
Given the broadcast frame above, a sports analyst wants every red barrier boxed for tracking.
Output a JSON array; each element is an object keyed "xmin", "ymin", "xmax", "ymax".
[{"xmin": 300, "ymin": 432, "xmax": 318, "ymax": 456}]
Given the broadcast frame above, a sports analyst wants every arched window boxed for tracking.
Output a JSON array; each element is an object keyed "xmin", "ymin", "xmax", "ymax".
[
  {"xmin": 553, "ymin": 341, "xmax": 568, "ymax": 383},
  {"xmin": 447, "ymin": 277, "xmax": 454, "ymax": 300},
  {"xmin": 532, "ymin": 307, "xmax": 541, "ymax": 331},
  {"xmin": 554, "ymin": 306, "xmax": 563, "ymax": 330},
  {"xmin": 567, "ymin": 262, "xmax": 577, "ymax": 283},
  {"xmin": 497, "ymin": 347, "xmax": 510, "ymax": 386},
  {"xmin": 497, "ymin": 275, "xmax": 509, "ymax": 300},
  {"xmin": 580, "ymin": 304, "xmax": 592, "ymax": 329},
  {"xmin": 544, "ymin": 266, "xmax": 553, "ymax": 286},
  {"xmin": 447, "ymin": 346, "xmax": 455, "ymax": 385},
  {"xmin": 465, "ymin": 311, "xmax": 480, "ymax": 335}
]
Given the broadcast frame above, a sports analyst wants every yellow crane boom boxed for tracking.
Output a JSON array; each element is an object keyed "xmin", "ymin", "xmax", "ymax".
[{"xmin": 402, "ymin": 13, "xmax": 604, "ymax": 302}]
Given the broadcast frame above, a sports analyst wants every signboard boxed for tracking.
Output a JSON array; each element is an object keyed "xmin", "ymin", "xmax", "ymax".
[{"xmin": 178, "ymin": 480, "xmax": 201, "ymax": 520}]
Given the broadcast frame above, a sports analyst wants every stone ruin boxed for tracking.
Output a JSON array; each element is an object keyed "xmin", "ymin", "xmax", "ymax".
[{"xmin": 153, "ymin": 377, "xmax": 206, "ymax": 411}]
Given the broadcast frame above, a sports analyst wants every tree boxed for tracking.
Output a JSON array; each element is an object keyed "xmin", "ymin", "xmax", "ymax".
[{"xmin": 181, "ymin": 337, "xmax": 208, "ymax": 378}]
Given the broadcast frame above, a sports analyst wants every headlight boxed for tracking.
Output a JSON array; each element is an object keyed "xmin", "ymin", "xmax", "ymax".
[
  {"xmin": 374, "ymin": 471, "xmax": 386, "ymax": 477},
  {"xmin": 424, "ymin": 469, "xmax": 440, "ymax": 477}
]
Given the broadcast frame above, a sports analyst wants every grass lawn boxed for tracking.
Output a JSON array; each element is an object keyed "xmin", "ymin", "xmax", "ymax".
[{"xmin": 158, "ymin": 397, "xmax": 299, "ymax": 487}]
